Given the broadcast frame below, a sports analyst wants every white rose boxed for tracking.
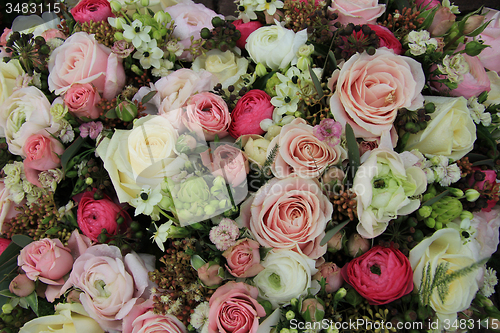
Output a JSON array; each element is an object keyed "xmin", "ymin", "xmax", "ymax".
[
  {"xmin": 0, "ymin": 60, "xmax": 23, "ymax": 109},
  {"xmin": 245, "ymin": 22, "xmax": 308, "ymax": 71},
  {"xmin": 254, "ymin": 249, "xmax": 317, "ymax": 308},
  {"xmin": 486, "ymin": 71, "xmax": 500, "ymax": 105},
  {"xmin": 409, "ymin": 228, "xmax": 481, "ymax": 323},
  {"xmin": 353, "ymin": 147, "xmax": 427, "ymax": 238},
  {"xmin": 96, "ymin": 115, "xmax": 188, "ymax": 204},
  {"xmin": 405, "ymin": 96, "xmax": 476, "ymax": 161},
  {"xmin": 0, "ymin": 86, "xmax": 55, "ymax": 156},
  {"xmin": 192, "ymin": 49, "xmax": 249, "ymax": 89}
]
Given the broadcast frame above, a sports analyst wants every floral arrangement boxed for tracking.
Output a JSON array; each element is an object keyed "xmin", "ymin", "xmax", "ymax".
[{"xmin": 0, "ymin": 0, "xmax": 499, "ymax": 332}]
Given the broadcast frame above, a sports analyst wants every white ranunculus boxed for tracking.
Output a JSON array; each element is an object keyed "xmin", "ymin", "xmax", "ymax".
[
  {"xmin": 12, "ymin": 12, "xmax": 60, "ymax": 37},
  {"xmin": 254, "ymin": 249, "xmax": 317, "ymax": 308},
  {"xmin": 0, "ymin": 60, "xmax": 23, "ymax": 111},
  {"xmin": 0, "ymin": 86, "xmax": 55, "ymax": 156},
  {"xmin": 245, "ymin": 22, "xmax": 307, "ymax": 71},
  {"xmin": 96, "ymin": 115, "xmax": 187, "ymax": 204},
  {"xmin": 486, "ymin": 71, "xmax": 500, "ymax": 105},
  {"xmin": 409, "ymin": 228, "xmax": 481, "ymax": 324},
  {"xmin": 192, "ymin": 49, "xmax": 249, "ymax": 89},
  {"xmin": 405, "ymin": 96, "xmax": 476, "ymax": 161},
  {"xmin": 353, "ymin": 147, "xmax": 427, "ymax": 238}
]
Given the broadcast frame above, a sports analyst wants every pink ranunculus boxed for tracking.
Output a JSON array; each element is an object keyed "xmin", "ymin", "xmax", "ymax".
[
  {"xmin": 313, "ymin": 262, "xmax": 344, "ymax": 293},
  {"xmin": 185, "ymin": 92, "xmax": 230, "ymax": 141},
  {"xmin": 232, "ymin": 20, "xmax": 264, "ymax": 50},
  {"xmin": 71, "ymin": 0, "xmax": 114, "ymax": 24},
  {"xmin": 223, "ymin": 238, "xmax": 264, "ymax": 278},
  {"xmin": 58, "ymin": 244, "xmax": 152, "ymax": 332},
  {"xmin": 329, "ymin": 0, "xmax": 385, "ymax": 26},
  {"xmin": 64, "ymin": 83, "xmax": 102, "ymax": 119},
  {"xmin": 75, "ymin": 189, "xmax": 130, "ymax": 242},
  {"xmin": 123, "ymin": 299, "xmax": 187, "ymax": 333},
  {"xmin": 478, "ymin": 8, "xmax": 500, "ymax": 72},
  {"xmin": 48, "ymin": 32, "xmax": 126, "ymax": 100},
  {"xmin": 66, "ymin": 229, "xmax": 93, "ymax": 260},
  {"xmin": 198, "ymin": 262, "xmax": 223, "ymax": 287},
  {"xmin": 41, "ymin": 29, "xmax": 66, "ymax": 42},
  {"xmin": 166, "ymin": 1, "xmax": 222, "ymax": 61},
  {"xmin": 23, "ymin": 133, "xmax": 65, "ymax": 188},
  {"xmin": 428, "ymin": 6, "xmax": 456, "ymax": 37},
  {"xmin": 208, "ymin": 281, "xmax": 266, "ymax": 333},
  {"xmin": 269, "ymin": 118, "xmax": 346, "ymax": 179},
  {"xmin": 330, "ymin": 48, "xmax": 425, "ymax": 142},
  {"xmin": 469, "ymin": 167, "xmax": 497, "ymax": 211},
  {"xmin": 229, "ymin": 89, "xmax": 274, "ymax": 139},
  {"xmin": 243, "ymin": 176, "xmax": 333, "ymax": 261},
  {"xmin": 415, "ymin": 0, "xmax": 440, "ymax": 10},
  {"xmin": 201, "ymin": 144, "xmax": 249, "ymax": 188},
  {"xmin": 470, "ymin": 206, "xmax": 500, "ymax": 259},
  {"xmin": 18, "ymin": 238, "xmax": 73, "ymax": 284},
  {"xmin": 368, "ymin": 24, "xmax": 402, "ymax": 54},
  {"xmin": 341, "ymin": 246, "xmax": 413, "ymax": 305}
]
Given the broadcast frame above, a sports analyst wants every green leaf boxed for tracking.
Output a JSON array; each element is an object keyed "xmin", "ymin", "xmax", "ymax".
[
  {"xmin": 105, "ymin": 108, "xmax": 118, "ymax": 119},
  {"xmin": 45, "ymin": 227, "xmax": 61, "ymax": 235},
  {"xmin": 25, "ymin": 292, "xmax": 38, "ymax": 316},
  {"xmin": 327, "ymin": 50, "xmax": 337, "ymax": 71},
  {"xmin": 345, "ymin": 123, "xmax": 360, "ymax": 175},
  {"xmin": 0, "ymin": 242, "xmax": 22, "ymax": 268},
  {"xmin": 61, "ymin": 136, "xmax": 84, "ymax": 173},
  {"xmin": 11, "ymin": 235, "xmax": 33, "ymax": 248},
  {"xmin": 419, "ymin": 6, "xmax": 438, "ymax": 30},
  {"xmin": 477, "ymin": 123, "xmax": 497, "ymax": 154},
  {"xmin": 0, "ymin": 290, "xmax": 15, "ymax": 298},
  {"xmin": 141, "ymin": 91, "xmax": 157, "ymax": 104},
  {"xmin": 422, "ymin": 189, "xmax": 449, "ymax": 206},
  {"xmin": 308, "ymin": 66, "xmax": 324, "ymax": 100},
  {"xmin": 320, "ymin": 220, "xmax": 349, "ymax": 246},
  {"xmin": 472, "ymin": 159, "xmax": 495, "ymax": 167},
  {"xmin": 252, "ymin": 71, "xmax": 275, "ymax": 91}
]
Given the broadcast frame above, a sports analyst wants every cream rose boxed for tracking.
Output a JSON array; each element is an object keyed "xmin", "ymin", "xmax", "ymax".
[
  {"xmin": 246, "ymin": 23, "xmax": 307, "ymax": 71},
  {"xmin": 20, "ymin": 303, "xmax": 104, "ymax": 333},
  {"xmin": 486, "ymin": 71, "xmax": 500, "ymax": 105},
  {"xmin": 329, "ymin": 0, "xmax": 385, "ymax": 25},
  {"xmin": 353, "ymin": 145, "xmax": 427, "ymax": 238},
  {"xmin": 405, "ymin": 96, "xmax": 476, "ymax": 161},
  {"xmin": 96, "ymin": 115, "xmax": 187, "ymax": 204},
  {"xmin": 330, "ymin": 48, "xmax": 425, "ymax": 141},
  {"xmin": 0, "ymin": 59, "xmax": 23, "ymax": 108},
  {"xmin": 409, "ymin": 228, "xmax": 481, "ymax": 323},
  {"xmin": 254, "ymin": 249, "xmax": 318, "ymax": 308},
  {"xmin": 192, "ymin": 49, "xmax": 249, "ymax": 89},
  {"xmin": 0, "ymin": 86, "xmax": 55, "ymax": 156}
]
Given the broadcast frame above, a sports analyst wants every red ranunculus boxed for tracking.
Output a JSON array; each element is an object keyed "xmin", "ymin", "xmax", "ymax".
[
  {"xmin": 76, "ymin": 190, "xmax": 129, "ymax": 242},
  {"xmin": 368, "ymin": 24, "xmax": 403, "ymax": 54},
  {"xmin": 341, "ymin": 246, "xmax": 413, "ymax": 305},
  {"xmin": 229, "ymin": 90, "xmax": 274, "ymax": 139},
  {"xmin": 232, "ymin": 20, "xmax": 263, "ymax": 50},
  {"xmin": 71, "ymin": 0, "xmax": 114, "ymax": 24}
]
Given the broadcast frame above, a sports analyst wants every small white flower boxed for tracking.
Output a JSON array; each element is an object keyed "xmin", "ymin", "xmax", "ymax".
[
  {"xmin": 406, "ymin": 30, "xmax": 438, "ymax": 56},
  {"xmin": 255, "ymin": 0, "xmax": 283, "ymax": 16},
  {"xmin": 122, "ymin": 20, "xmax": 152, "ymax": 49},
  {"xmin": 133, "ymin": 39, "xmax": 164, "ymax": 69},
  {"xmin": 191, "ymin": 302, "xmax": 210, "ymax": 333},
  {"xmin": 438, "ymin": 163, "xmax": 461, "ymax": 186},
  {"xmin": 468, "ymin": 97, "xmax": 491, "ymax": 126},
  {"xmin": 236, "ymin": 0, "xmax": 258, "ymax": 22},
  {"xmin": 481, "ymin": 267, "xmax": 498, "ymax": 297},
  {"xmin": 151, "ymin": 220, "xmax": 173, "ymax": 251},
  {"xmin": 442, "ymin": 0, "xmax": 460, "ymax": 14},
  {"xmin": 438, "ymin": 54, "xmax": 469, "ymax": 84},
  {"xmin": 271, "ymin": 83, "xmax": 300, "ymax": 115},
  {"xmin": 151, "ymin": 59, "xmax": 174, "ymax": 77},
  {"xmin": 131, "ymin": 185, "xmax": 162, "ymax": 216}
]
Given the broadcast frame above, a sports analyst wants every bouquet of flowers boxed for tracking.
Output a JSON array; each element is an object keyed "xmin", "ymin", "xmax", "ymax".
[{"xmin": 0, "ymin": 0, "xmax": 499, "ymax": 331}]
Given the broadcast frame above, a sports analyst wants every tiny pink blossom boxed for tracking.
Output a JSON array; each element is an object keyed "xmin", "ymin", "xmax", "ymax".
[
  {"xmin": 209, "ymin": 218, "xmax": 240, "ymax": 251},
  {"xmin": 313, "ymin": 119, "xmax": 343, "ymax": 147},
  {"xmin": 79, "ymin": 121, "xmax": 103, "ymax": 139}
]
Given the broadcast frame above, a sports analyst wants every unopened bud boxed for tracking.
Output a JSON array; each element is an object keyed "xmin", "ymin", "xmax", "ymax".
[
  {"xmin": 140, "ymin": 0, "xmax": 149, "ymax": 6},
  {"xmin": 115, "ymin": 100, "xmax": 138, "ymax": 122},
  {"xmin": 109, "ymin": 0, "xmax": 122, "ymax": 11},
  {"xmin": 176, "ymin": 134, "xmax": 197, "ymax": 154},
  {"xmin": 418, "ymin": 206, "xmax": 432, "ymax": 218},
  {"xmin": 346, "ymin": 233, "xmax": 369, "ymax": 257},
  {"xmin": 297, "ymin": 56, "xmax": 312, "ymax": 72},
  {"xmin": 155, "ymin": 11, "xmax": 171, "ymax": 25},
  {"xmin": 463, "ymin": 15, "xmax": 485, "ymax": 35},
  {"xmin": 9, "ymin": 274, "xmax": 35, "ymax": 297},
  {"xmin": 198, "ymin": 262, "xmax": 223, "ymax": 287},
  {"xmin": 2, "ymin": 303, "xmax": 14, "ymax": 314},
  {"xmin": 448, "ymin": 187, "xmax": 464, "ymax": 197},
  {"xmin": 465, "ymin": 189, "xmax": 480, "ymax": 202},
  {"xmin": 286, "ymin": 310, "xmax": 295, "ymax": 320},
  {"xmin": 255, "ymin": 63, "xmax": 268, "ymax": 77},
  {"xmin": 300, "ymin": 298, "xmax": 325, "ymax": 322},
  {"xmin": 327, "ymin": 231, "xmax": 343, "ymax": 253}
]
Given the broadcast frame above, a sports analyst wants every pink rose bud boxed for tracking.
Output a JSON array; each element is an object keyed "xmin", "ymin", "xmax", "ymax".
[
  {"xmin": 223, "ymin": 238, "xmax": 264, "ymax": 278},
  {"xmin": 313, "ymin": 262, "xmax": 344, "ymax": 293},
  {"xmin": 327, "ymin": 232, "xmax": 343, "ymax": 254},
  {"xmin": 115, "ymin": 100, "xmax": 138, "ymax": 122},
  {"xmin": 198, "ymin": 262, "xmax": 223, "ymax": 287},
  {"xmin": 463, "ymin": 15, "xmax": 485, "ymax": 35},
  {"xmin": 347, "ymin": 233, "xmax": 370, "ymax": 257},
  {"xmin": 428, "ymin": 7, "xmax": 456, "ymax": 36},
  {"xmin": 175, "ymin": 134, "xmax": 198, "ymax": 154},
  {"xmin": 300, "ymin": 298, "xmax": 325, "ymax": 322},
  {"xmin": 9, "ymin": 274, "xmax": 36, "ymax": 297},
  {"xmin": 323, "ymin": 167, "xmax": 345, "ymax": 185},
  {"xmin": 66, "ymin": 289, "xmax": 83, "ymax": 303},
  {"xmin": 41, "ymin": 29, "xmax": 67, "ymax": 42},
  {"xmin": 64, "ymin": 83, "xmax": 102, "ymax": 120}
]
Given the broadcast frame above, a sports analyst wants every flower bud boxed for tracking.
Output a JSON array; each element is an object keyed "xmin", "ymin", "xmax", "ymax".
[
  {"xmin": 154, "ymin": 11, "xmax": 171, "ymax": 25},
  {"xmin": 297, "ymin": 44, "xmax": 314, "ymax": 57},
  {"xmin": 9, "ymin": 274, "xmax": 35, "ymax": 297},
  {"xmin": 334, "ymin": 287, "xmax": 347, "ymax": 301},
  {"xmin": 286, "ymin": 310, "xmax": 295, "ymax": 320},
  {"xmin": 67, "ymin": 290, "xmax": 82, "ymax": 303},
  {"xmin": 176, "ymin": 134, "xmax": 197, "ymax": 154},
  {"xmin": 428, "ymin": 7, "xmax": 456, "ymax": 37},
  {"xmin": 297, "ymin": 56, "xmax": 312, "ymax": 72},
  {"xmin": 300, "ymin": 298, "xmax": 325, "ymax": 322},
  {"xmin": 198, "ymin": 262, "xmax": 223, "ymax": 287},
  {"xmin": 109, "ymin": 0, "xmax": 122, "ymax": 11},
  {"xmin": 327, "ymin": 231, "xmax": 343, "ymax": 253},
  {"xmin": 114, "ymin": 32, "xmax": 124, "ymax": 41},
  {"xmin": 448, "ymin": 187, "xmax": 464, "ymax": 197},
  {"xmin": 418, "ymin": 206, "xmax": 432, "ymax": 218},
  {"xmin": 115, "ymin": 100, "xmax": 138, "ymax": 122},
  {"xmin": 463, "ymin": 15, "xmax": 484, "ymax": 35},
  {"xmin": 255, "ymin": 63, "xmax": 268, "ymax": 77},
  {"xmin": 2, "ymin": 304, "xmax": 13, "ymax": 314},
  {"xmin": 464, "ymin": 188, "xmax": 480, "ymax": 202},
  {"xmin": 313, "ymin": 262, "xmax": 344, "ymax": 293},
  {"xmin": 140, "ymin": 0, "xmax": 149, "ymax": 6},
  {"xmin": 346, "ymin": 233, "xmax": 369, "ymax": 257},
  {"xmin": 131, "ymin": 64, "xmax": 144, "ymax": 76},
  {"xmin": 460, "ymin": 210, "xmax": 474, "ymax": 220},
  {"xmin": 323, "ymin": 167, "xmax": 345, "ymax": 185}
]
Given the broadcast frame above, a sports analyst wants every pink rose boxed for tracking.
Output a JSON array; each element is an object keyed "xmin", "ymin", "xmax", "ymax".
[
  {"xmin": 269, "ymin": 118, "xmax": 346, "ymax": 179},
  {"xmin": 123, "ymin": 299, "xmax": 187, "ymax": 333},
  {"xmin": 478, "ymin": 9, "xmax": 500, "ymax": 72},
  {"xmin": 329, "ymin": 0, "xmax": 385, "ymax": 26},
  {"xmin": 470, "ymin": 207, "xmax": 500, "ymax": 259},
  {"xmin": 431, "ymin": 54, "xmax": 490, "ymax": 99},
  {"xmin": 208, "ymin": 282, "xmax": 266, "ymax": 333},
  {"xmin": 185, "ymin": 92, "xmax": 230, "ymax": 141},
  {"xmin": 330, "ymin": 48, "xmax": 425, "ymax": 141},
  {"xmin": 198, "ymin": 262, "xmax": 224, "ymax": 287},
  {"xmin": 0, "ymin": 28, "xmax": 11, "ymax": 47},
  {"xmin": 76, "ymin": 189, "xmax": 130, "ymax": 242},
  {"xmin": 23, "ymin": 133, "xmax": 65, "ymax": 188},
  {"xmin": 166, "ymin": 1, "xmax": 222, "ymax": 61},
  {"xmin": 229, "ymin": 89, "xmax": 274, "ymax": 139},
  {"xmin": 18, "ymin": 238, "xmax": 73, "ymax": 284},
  {"xmin": 202, "ymin": 144, "xmax": 249, "ymax": 187},
  {"xmin": 59, "ymin": 244, "xmax": 152, "ymax": 332},
  {"xmin": 428, "ymin": 6, "xmax": 456, "ymax": 37},
  {"xmin": 415, "ymin": 0, "xmax": 440, "ymax": 10},
  {"xmin": 71, "ymin": 0, "xmax": 114, "ymax": 24},
  {"xmin": 243, "ymin": 176, "xmax": 333, "ymax": 261},
  {"xmin": 41, "ymin": 29, "xmax": 66, "ymax": 42},
  {"xmin": 368, "ymin": 24, "xmax": 402, "ymax": 54},
  {"xmin": 48, "ymin": 32, "xmax": 125, "ymax": 100},
  {"xmin": 64, "ymin": 83, "xmax": 102, "ymax": 119},
  {"xmin": 223, "ymin": 238, "xmax": 264, "ymax": 278},
  {"xmin": 232, "ymin": 20, "xmax": 263, "ymax": 49},
  {"xmin": 313, "ymin": 262, "xmax": 344, "ymax": 293}
]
